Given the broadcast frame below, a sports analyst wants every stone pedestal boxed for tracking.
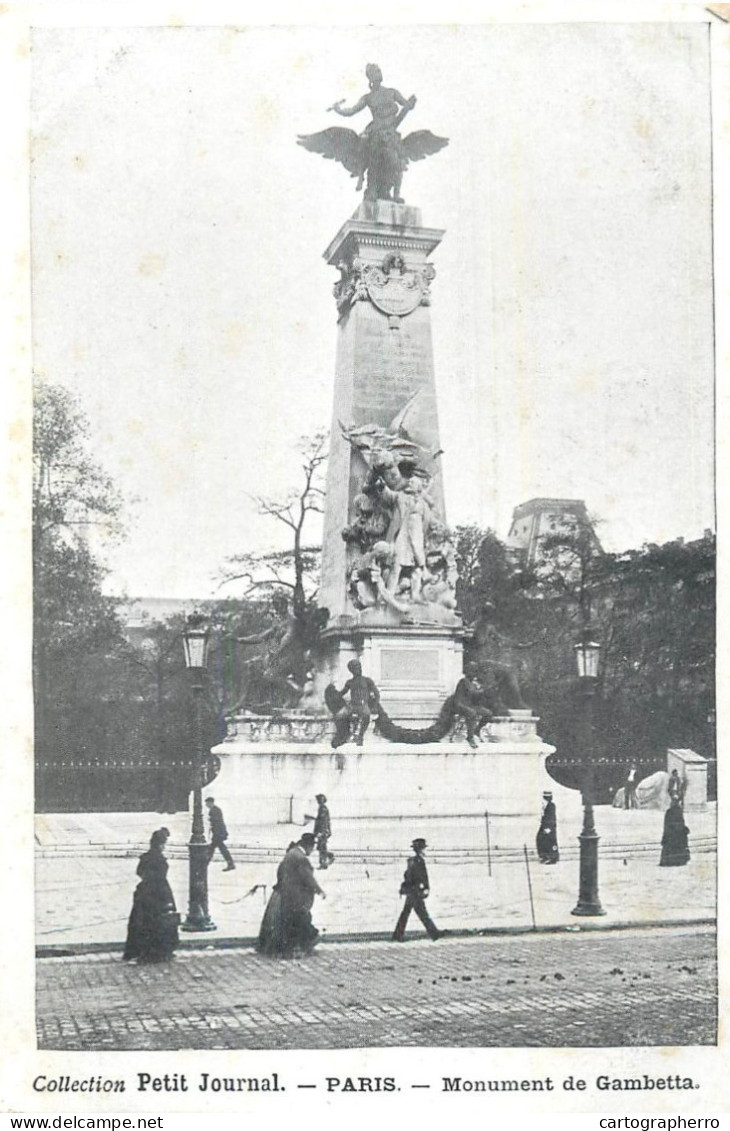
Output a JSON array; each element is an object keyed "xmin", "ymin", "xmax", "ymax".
[
  {"xmin": 314, "ymin": 199, "xmax": 468, "ymax": 719},
  {"xmin": 319, "ymin": 200, "xmax": 447, "ymax": 624},
  {"xmin": 212, "ymin": 716, "xmax": 555, "ymax": 824},
  {"xmin": 313, "ymin": 622, "xmax": 466, "ymax": 725}
]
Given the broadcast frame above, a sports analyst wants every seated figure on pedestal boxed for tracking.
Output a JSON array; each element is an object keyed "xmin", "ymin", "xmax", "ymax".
[
  {"xmin": 469, "ymin": 601, "xmax": 536, "ymax": 712},
  {"xmin": 326, "ymin": 660, "xmax": 382, "ymax": 749},
  {"xmin": 453, "ymin": 662, "xmax": 494, "ymax": 749}
]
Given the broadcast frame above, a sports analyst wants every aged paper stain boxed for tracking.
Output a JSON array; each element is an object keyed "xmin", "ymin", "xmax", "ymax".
[{"xmin": 138, "ymin": 252, "xmax": 166, "ymax": 277}]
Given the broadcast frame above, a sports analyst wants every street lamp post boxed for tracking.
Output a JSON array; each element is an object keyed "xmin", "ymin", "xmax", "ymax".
[
  {"xmin": 571, "ymin": 638, "xmax": 606, "ymax": 918},
  {"xmin": 181, "ymin": 612, "xmax": 216, "ymax": 933}
]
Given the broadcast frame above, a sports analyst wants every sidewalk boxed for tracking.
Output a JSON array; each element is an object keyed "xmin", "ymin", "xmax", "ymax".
[{"xmin": 35, "ymin": 802, "xmax": 716, "ymax": 951}]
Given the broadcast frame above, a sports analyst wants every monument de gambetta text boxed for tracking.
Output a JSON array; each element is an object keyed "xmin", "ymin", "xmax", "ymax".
[{"xmin": 214, "ymin": 67, "xmax": 556, "ymax": 822}]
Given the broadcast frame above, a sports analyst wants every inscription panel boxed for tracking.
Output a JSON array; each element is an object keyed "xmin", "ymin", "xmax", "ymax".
[{"xmin": 380, "ymin": 648, "xmax": 440, "ymax": 684}]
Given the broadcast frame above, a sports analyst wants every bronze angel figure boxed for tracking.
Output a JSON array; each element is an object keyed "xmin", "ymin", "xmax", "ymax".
[{"xmin": 297, "ymin": 64, "xmax": 448, "ymax": 204}]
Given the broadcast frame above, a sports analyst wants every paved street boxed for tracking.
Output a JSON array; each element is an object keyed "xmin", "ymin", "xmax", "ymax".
[{"xmin": 36, "ymin": 924, "xmax": 715, "ymax": 1050}]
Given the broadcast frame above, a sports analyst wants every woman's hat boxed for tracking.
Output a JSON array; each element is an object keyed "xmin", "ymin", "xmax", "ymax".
[
  {"xmin": 411, "ymin": 837, "xmax": 427, "ymax": 850},
  {"xmin": 542, "ymin": 791, "xmax": 553, "ymax": 799}
]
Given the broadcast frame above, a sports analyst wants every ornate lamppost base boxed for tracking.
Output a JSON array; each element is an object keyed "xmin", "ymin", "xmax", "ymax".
[
  {"xmin": 571, "ymin": 902, "xmax": 606, "ymax": 917},
  {"xmin": 181, "ymin": 912, "xmax": 217, "ymax": 933},
  {"xmin": 571, "ymin": 821, "xmax": 606, "ymax": 917},
  {"xmin": 181, "ymin": 838, "xmax": 216, "ymax": 932}
]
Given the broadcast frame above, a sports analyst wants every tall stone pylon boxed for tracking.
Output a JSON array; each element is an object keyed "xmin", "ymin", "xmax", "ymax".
[{"xmin": 316, "ymin": 200, "xmax": 466, "ymax": 723}]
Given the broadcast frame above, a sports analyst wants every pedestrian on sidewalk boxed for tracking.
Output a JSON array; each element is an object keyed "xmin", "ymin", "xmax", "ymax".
[
  {"xmin": 659, "ymin": 798, "xmax": 691, "ymax": 867},
  {"xmin": 624, "ymin": 763, "xmax": 639, "ymax": 810},
  {"xmin": 668, "ymin": 768, "xmax": 686, "ymax": 808},
  {"xmin": 205, "ymin": 797, "xmax": 235, "ymax": 870},
  {"xmin": 258, "ymin": 833, "xmax": 326, "ymax": 957},
  {"xmin": 536, "ymin": 791, "xmax": 559, "ymax": 864},
  {"xmin": 313, "ymin": 794, "xmax": 335, "ymax": 869},
  {"xmin": 123, "ymin": 827, "xmax": 179, "ymax": 964},
  {"xmin": 392, "ymin": 838, "xmax": 442, "ymax": 942}
]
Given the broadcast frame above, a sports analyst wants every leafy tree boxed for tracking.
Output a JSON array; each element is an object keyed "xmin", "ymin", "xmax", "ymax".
[
  {"xmin": 453, "ymin": 520, "xmax": 715, "ymax": 797},
  {"xmin": 33, "ymin": 381, "xmax": 126, "ymax": 760}
]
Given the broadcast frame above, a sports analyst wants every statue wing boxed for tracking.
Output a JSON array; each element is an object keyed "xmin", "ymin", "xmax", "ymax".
[
  {"xmin": 297, "ymin": 128, "xmax": 365, "ymax": 178},
  {"xmin": 324, "ymin": 683, "xmax": 347, "ymax": 716},
  {"xmin": 401, "ymin": 131, "xmax": 449, "ymax": 165}
]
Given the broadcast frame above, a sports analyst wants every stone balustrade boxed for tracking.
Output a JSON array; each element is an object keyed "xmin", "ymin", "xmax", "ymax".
[{"xmin": 224, "ymin": 710, "xmax": 540, "ymax": 746}]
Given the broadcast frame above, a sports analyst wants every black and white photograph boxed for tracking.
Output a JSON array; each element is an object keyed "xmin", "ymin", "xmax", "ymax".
[{"xmin": 1, "ymin": 0, "xmax": 728, "ymax": 1120}]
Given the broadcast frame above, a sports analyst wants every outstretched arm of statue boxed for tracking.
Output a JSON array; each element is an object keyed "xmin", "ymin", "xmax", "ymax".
[
  {"xmin": 392, "ymin": 89, "xmax": 416, "ymax": 109},
  {"xmin": 329, "ymin": 94, "xmax": 369, "ymax": 117},
  {"xmin": 236, "ymin": 624, "xmax": 278, "ymax": 645}
]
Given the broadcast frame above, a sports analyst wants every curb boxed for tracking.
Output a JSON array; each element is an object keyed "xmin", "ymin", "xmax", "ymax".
[{"xmin": 36, "ymin": 917, "xmax": 716, "ymax": 958}]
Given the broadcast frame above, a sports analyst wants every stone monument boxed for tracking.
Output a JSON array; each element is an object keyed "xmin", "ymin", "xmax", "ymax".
[{"xmin": 213, "ymin": 66, "xmax": 556, "ymax": 823}]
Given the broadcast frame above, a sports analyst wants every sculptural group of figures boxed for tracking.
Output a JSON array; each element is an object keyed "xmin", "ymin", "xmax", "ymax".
[
  {"xmin": 344, "ymin": 460, "xmax": 458, "ymax": 616},
  {"xmin": 325, "ymin": 658, "xmax": 514, "ymax": 749},
  {"xmin": 339, "ymin": 397, "xmax": 458, "ymax": 619},
  {"xmin": 298, "ymin": 64, "xmax": 448, "ymax": 204}
]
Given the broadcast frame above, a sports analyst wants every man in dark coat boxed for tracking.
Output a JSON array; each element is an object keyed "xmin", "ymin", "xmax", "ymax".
[
  {"xmin": 277, "ymin": 833, "xmax": 326, "ymax": 953},
  {"xmin": 392, "ymin": 838, "xmax": 442, "ymax": 942},
  {"xmin": 453, "ymin": 662, "xmax": 493, "ymax": 749},
  {"xmin": 205, "ymin": 797, "xmax": 235, "ymax": 870},
  {"xmin": 536, "ymin": 791, "xmax": 559, "ymax": 864},
  {"xmin": 313, "ymin": 794, "xmax": 334, "ymax": 870},
  {"xmin": 330, "ymin": 659, "xmax": 381, "ymax": 748},
  {"xmin": 668, "ymin": 769, "xmax": 686, "ymax": 808}
]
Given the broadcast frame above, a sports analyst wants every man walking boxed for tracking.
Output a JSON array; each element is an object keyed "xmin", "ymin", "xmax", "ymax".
[
  {"xmin": 392, "ymin": 838, "xmax": 442, "ymax": 942},
  {"xmin": 313, "ymin": 794, "xmax": 334, "ymax": 870},
  {"xmin": 205, "ymin": 797, "xmax": 235, "ymax": 871}
]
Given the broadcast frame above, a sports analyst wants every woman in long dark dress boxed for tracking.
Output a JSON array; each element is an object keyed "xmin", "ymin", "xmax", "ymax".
[
  {"xmin": 123, "ymin": 828, "xmax": 179, "ymax": 962},
  {"xmin": 659, "ymin": 799, "xmax": 690, "ymax": 867},
  {"xmin": 257, "ymin": 841, "xmax": 294, "ymax": 957}
]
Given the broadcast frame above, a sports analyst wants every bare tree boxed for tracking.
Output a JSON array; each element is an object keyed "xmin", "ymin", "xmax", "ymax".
[
  {"xmin": 219, "ymin": 430, "xmax": 327, "ymax": 618},
  {"xmin": 217, "ymin": 431, "xmax": 328, "ymax": 710}
]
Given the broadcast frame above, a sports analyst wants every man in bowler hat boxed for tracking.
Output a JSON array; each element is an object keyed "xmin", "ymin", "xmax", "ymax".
[
  {"xmin": 536, "ymin": 790, "xmax": 559, "ymax": 864},
  {"xmin": 392, "ymin": 838, "xmax": 442, "ymax": 941}
]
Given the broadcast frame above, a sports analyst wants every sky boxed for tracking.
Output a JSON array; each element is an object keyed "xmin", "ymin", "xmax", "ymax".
[{"xmin": 29, "ymin": 20, "xmax": 716, "ymax": 599}]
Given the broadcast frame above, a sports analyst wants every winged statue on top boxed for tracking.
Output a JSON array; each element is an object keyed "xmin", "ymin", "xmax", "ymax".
[{"xmin": 297, "ymin": 64, "xmax": 448, "ymax": 204}]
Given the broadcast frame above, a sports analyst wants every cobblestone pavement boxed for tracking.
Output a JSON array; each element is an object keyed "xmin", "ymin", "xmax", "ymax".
[{"xmin": 36, "ymin": 924, "xmax": 715, "ymax": 1051}]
